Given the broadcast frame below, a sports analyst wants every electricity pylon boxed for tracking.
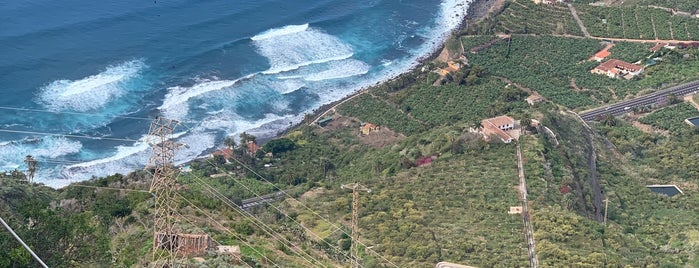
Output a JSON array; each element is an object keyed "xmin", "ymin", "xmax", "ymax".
[
  {"xmin": 145, "ymin": 117, "xmax": 182, "ymax": 267},
  {"xmin": 341, "ymin": 182, "xmax": 371, "ymax": 268},
  {"xmin": 24, "ymin": 155, "xmax": 38, "ymax": 183}
]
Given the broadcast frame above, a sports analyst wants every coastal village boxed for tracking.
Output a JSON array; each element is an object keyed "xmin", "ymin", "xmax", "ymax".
[{"xmin": 2, "ymin": 0, "xmax": 699, "ymax": 267}]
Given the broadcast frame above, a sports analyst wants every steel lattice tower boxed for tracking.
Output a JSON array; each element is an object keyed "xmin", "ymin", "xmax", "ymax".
[
  {"xmin": 145, "ymin": 117, "xmax": 182, "ymax": 267},
  {"xmin": 342, "ymin": 182, "xmax": 371, "ymax": 268}
]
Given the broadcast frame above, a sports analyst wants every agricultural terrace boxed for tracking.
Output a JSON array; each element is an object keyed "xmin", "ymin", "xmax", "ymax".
[
  {"xmin": 492, "ymin": 0, "xmax": 583, "ymax": 36},
  {"xmin": 466, "ymin": 36, "xmax": 643, "ymax": 109},
  {"xmin": 638, "ymin": 102, "xmax": 699, "ymax": 134},
  {"xmin": 629, "ymin": 0, "xmax": 699, "ymax": 13},
  {"xmin": 465, "ymin": 35, "xmax": 699, "ymax": 109},
  {"xmin": 575, "ymin": 5, "xmax": 699, "ymax": 40},
  {"xmin": 297, "ymin": 142, "xmax": 528, "ymax": 267}
]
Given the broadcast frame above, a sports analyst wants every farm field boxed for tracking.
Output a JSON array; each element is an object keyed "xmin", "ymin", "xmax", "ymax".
[{"xmin": 575, "ymin": 5, "xmax": 699, "ymax": 40}]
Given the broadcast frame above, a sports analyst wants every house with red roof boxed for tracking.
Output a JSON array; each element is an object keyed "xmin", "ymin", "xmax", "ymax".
[
  {"xmin": 481, "ymin": 115, "xmax": 515, "ymax": 143},
  {"xmin": 591, "ymin": 59, "xmax": 643, "ymax": 79}
]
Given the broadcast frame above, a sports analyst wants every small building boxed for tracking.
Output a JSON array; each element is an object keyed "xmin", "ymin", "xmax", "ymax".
[
  {"xmin": 646, "ymin": 185, "xmax": 684, "ymax": 197},
  {"xmin": 526, "ymin": 94, "xmax": 544, "ymax": 106},
  {"xmin": 438, "ymin": 61, "xmax": 461, "ymax": 76},
  {"xmin": 247, "ymin": 140, "xmax": 260, "ymax": 155},
  {"xmin": 650, "ymin": 43, "xmax": 668, "ymax": 52},
  {"xmin": 317, "ymin": 116, "xmax": 333, "ymax": 127},
  {"xmin": 591, "ymin": 59, "xmax": 643, "ymax": 79},
  {"xmin": 154, "ymin": 233, "xmax": 212, "ymax": 256},
  {"xmin": 212, "ymin": 148, "xmax": 233, "ymax": 160},
  {"xmin": 481, "ymin": 115, "xmax": 515, "ymax": 143},
  {"xmin": 508, "ymin": 206, "xmax": 523, "ymax": 214},
  {"xmin": 591, "ymin": 49, "xmax": 611, "ymax": 62},
  {"xmin": 590, "ymin": 43, "xmax": 614, "ymax": 62},
  {"xmin": 360, "ymin": 122, "xmax": 380, "ymax": 135}
]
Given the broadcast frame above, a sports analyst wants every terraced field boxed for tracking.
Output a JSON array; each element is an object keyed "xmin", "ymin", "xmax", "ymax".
[{"xmin": 575, "ymin": 5, "xmax": 699, "ymax": 40}]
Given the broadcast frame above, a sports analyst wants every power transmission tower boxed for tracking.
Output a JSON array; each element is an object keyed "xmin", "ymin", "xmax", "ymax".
[
  {"xmin": 341, "ymin": 182, "xmax": 371, "ymax": 268},
  {"xmin": 145, "ymin": 117, "xmax": 183, "ymax": 267},
  {"xmin": 24, "ymin": 155, "xmax": 38, "ymax": 183}
]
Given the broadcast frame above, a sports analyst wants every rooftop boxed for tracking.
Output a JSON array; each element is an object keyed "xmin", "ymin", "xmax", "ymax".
[{"xmin": 595, "ymin": 59, "xmax": 643, "ymax": 73}]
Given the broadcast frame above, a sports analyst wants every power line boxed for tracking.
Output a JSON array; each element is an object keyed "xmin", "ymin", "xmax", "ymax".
[
  {"xmin": 170, "ymin": 204, "xmax": 255, "ymax": 268},
  {"xmin": 185, "ymin": 171, "xmax": 325, "ymax": 268},
  {"xmin": 0, "ymin": 106, "xmax": 153, "ymax": 121},
  {"xmin": 0, "ymin": 129, "xmax": 141, "ymax": 142},
  {"xmin": 224, "ymin": 156, "xmax": 399, "ymax": 268},
  {"xmin": 0, "ymin": 216, "xmax": 49, "ymax": 268},
  {"xmin": 68, "ymin": 184, "xmax": 150, "ymax": 193},
  {"xmin": 175, "ymin": 192, "xmax": 277, "ymax": 268}
]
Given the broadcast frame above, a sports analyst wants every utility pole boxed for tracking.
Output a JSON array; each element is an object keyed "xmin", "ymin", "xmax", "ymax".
[
  {"xmin": 341, "ymin": 182, "xmax": 371, "ymax": 268},
  {"xmin": 145, "ymin": 117, "xmax": 182, "ymax": 268},
  {"xmin": 24, "ymin": 155, "xmax": 38, "ymax": 183}
]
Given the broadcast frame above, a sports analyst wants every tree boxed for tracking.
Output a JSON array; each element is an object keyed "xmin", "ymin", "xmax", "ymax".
[
  {"xmin": 601, "ymin": 114, "xmax": 617, "ymax": 127},
  {"xmin": 239, "ymin": 132, "xmax": 256, "ymax": 144},
  {"xmin": 262, "ymin": 138, "xmax": 296, "ymax": 154},
  {"xmin": 224, "ymin": 136, "xmax": 236, "ymax": 149},
  {"xmin": 666, "ymin": 93, "xmax": 680, "ymax": 105}
]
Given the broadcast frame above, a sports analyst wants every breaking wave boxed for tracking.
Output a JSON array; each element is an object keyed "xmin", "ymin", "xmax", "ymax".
[{"xmin": 36, "ymin": 59, "xmax": 147, "ymax": 112}]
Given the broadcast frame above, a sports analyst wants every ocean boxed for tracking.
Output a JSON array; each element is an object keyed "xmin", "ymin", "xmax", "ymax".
[{"xmin": 0, "ymin": 0, "xmax": 471, "ymax": 188}]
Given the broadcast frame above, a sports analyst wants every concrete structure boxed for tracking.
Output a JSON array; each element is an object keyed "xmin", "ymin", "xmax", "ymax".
[
  {"xmin": 481, "ymin": 115, "xmax": 515, "ymax": 143},
  {"xmin": 216, "ymin": 245, "xmax": 241, "ymax": 258},
  {"xmin": 436, "ymin": 262, "xmax": 478, "ymax": 268},
  {"xmin": 508, "ymin": 206, "xmax": 523, "ymax": 214},
  {"xmin": 591, "ymin": 59, "xmax": 643, "ymax": 79},
  {"xmin": 646, "ymin": 185, "xmax": 684, "ymax": 197}
]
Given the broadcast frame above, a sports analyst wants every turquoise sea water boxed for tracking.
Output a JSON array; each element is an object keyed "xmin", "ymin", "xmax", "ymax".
[{"xmin": 0, "ymin": 0, "xmax": 471, "ymax": 187}]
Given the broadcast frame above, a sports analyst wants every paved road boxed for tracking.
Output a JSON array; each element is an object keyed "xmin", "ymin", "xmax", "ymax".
[
  {"xmin": 580, "ymin": 80, "xmax": 699, "ymax": 121},
  {"xmin": 239, "ymin": 191, "xmax": 284, "ymax": 210}
]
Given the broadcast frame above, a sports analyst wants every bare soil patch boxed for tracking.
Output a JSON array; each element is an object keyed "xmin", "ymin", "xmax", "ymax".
[{"xmin": 358, "ymin": 127, "xmax": 405, "ymax": 148}]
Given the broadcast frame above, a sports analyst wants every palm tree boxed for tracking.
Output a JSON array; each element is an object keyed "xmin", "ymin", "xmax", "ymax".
[{"xmin": 224, "ymin": 136, "xmax": 236, "ymax": 149}]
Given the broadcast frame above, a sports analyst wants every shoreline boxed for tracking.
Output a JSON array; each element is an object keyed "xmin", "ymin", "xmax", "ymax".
[
  {"xmin": 274, "ymin": 0, "xmax": 497, "ymax": 140},
  {"xmin": 51, "ymin": 0, "xmax": 498, "ymax": 189}
]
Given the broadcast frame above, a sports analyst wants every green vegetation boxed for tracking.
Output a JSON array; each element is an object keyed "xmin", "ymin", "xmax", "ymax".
[
  {"xmin": 4, "ymin": 5, "xmax": 699, "ymax": 267},
  {"xmin": 575, "ymin": 5, "xmax": 699, "ymax": 40},
  {"xmin": 638, "ymin": 102, "xmax": 699, "ymax": 134},
  {"xmin": 607, "ymin": 42, "xmax": 653, "ymax": 63},
  {"xmin": 488, "ymin": 0, "xmax": 583, "ymax": 36},
  {"xmin": 626, "ymin": 0, "xmax": 699, "ymax": 13},
  {"xmin": 468, "ymin": 36, "xmax": 633, "ymax": 108}
]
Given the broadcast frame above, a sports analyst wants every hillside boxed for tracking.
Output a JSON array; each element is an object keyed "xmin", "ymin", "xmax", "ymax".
[{"xmin": 2, "ymin": 1, "xmax": 699, "ymax": 267}]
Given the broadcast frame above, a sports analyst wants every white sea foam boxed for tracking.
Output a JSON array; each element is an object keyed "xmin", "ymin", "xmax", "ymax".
[
  {"xmin": 250, "ymin": 23, "xmax": 309, "ymax": 41},
  {"xmin": 271, "ymin": 78, "xmax": 306, "ymax": 94},
  {"xmin": 0, "ymin": 137, "xmax": 82, "ymax": 172},
  {"xmin": 159, "ymin": 76, "xmax": 252, "ymax": 120},
  {"xmin": 37, "ymin": 0, "xmax": 474, "ymax": 188},
  {"xmin": 37, "ymin": 60, "xmax": 146, "ymax": 112},
  {"xmin": 304, "ymin": 59, "xmax": 370, "ymax": 81},
  {"xmin": 261, "ymin": 53, "xmax": 354, "ymax": 75},
  {"xmin": 252, "ymin": 24, "xmax": 356, "ymax": 75}
]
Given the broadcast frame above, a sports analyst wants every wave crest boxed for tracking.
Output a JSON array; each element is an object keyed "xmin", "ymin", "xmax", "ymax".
[
  {"xmin": 250, "ymin": 23, "xmax": 309, "ymax": 41},
  {"xmin": 36, "ymin": 60, "xmax": 146, "ymax": 112}
]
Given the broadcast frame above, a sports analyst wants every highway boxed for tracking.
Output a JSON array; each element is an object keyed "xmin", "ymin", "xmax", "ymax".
[
  {"xmin": 579, "ymin": 80, "xmax": 699, "ymax": 121},
  {"xmin": 239, "ymin": 191, "xmax": 284, "ymax": 210}
]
